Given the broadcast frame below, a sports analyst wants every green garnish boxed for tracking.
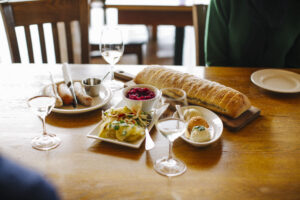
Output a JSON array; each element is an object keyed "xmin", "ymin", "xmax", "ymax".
[
  {"xmin": 112, "ymin": 124, "xmax": 120, "ymax": 130},
  {"xmin": 120, "ymin": 122, "xmax": 129, "ymax": 127},
  {"xmin": 193, "ymin": 126, "xmax": 205, "ymax": 131}
]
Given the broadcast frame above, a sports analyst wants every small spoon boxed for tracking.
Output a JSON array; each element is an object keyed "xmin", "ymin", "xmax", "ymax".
[{"xmin": 102, "ymin": 72, "xmax": 110, "ymax": 81}]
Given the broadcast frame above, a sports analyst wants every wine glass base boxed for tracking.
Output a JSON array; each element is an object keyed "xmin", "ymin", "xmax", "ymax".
[
  {"xmin": 31, "ymin": 135, "xmax": 61, "ymax": 151},
  {"xmin": 154, "ymin": 157, "xmax": 186, "ymax": 177},
  {"xmin": 104, "ymin": 80, "xmax": 124, "ymax": 91}
]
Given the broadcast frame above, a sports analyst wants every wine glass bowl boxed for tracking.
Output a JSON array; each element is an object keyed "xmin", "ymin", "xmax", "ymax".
[{"xmin": 154, "ymin": 88, "xmax": 188, "ymax": 177}]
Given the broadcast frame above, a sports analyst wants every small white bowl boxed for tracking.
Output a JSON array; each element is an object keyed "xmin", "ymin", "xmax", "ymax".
[
  {"xmin": 122, "ymin": 84, "xmax": 160, "ymax": 112},
  {"xmin": 180, "ymin": 106, "xmax": 223, "ymax": 147}
]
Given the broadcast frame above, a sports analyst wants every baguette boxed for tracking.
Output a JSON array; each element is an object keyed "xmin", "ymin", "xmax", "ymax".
[{"xmin": 134, "ymin": 66, "xmax": 251, "ymax": 118}]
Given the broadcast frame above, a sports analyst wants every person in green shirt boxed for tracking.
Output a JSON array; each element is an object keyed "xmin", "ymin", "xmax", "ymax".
[{"xmin": 205, "ymin": 0, "xmax": 300, "ymax": 68}]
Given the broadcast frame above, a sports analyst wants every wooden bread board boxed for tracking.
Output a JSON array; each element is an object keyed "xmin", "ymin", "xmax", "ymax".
[{"xmin": 114, "ymin": 71, "xmax": 261, "ymax": 131}]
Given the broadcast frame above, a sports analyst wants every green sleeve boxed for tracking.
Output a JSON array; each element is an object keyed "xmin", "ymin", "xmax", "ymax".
[
  {"xmin": 205, "ymin": 0, "xmax": 230, "ymax": 66},
  {"xmin": 286, "ymin": 35, "xmax": 300, "ymax": 68}
]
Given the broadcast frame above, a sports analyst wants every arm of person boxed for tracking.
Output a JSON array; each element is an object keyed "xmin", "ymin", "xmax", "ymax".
[
  {"xmin": 205, "ymin": 0, "xmax": 230, "ymax": 66},
  {"xmin": 0, "ymin": 156, "xmax": 60, "ymax": 200},
  {"xmin": 286, "ymin": 34, "xmax": 300, "ymax": 68}
]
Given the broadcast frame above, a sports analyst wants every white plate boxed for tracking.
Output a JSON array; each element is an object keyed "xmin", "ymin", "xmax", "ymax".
[
  {"xmin": 251, "ymin": 69, "xmax": 300, "ymax": 93},
  {"xmin": 52, "ymin": 83, "xmax": 112, "ymax": 114},
  {"xmin": 86, "ymin": 102, "xmax": 168, "ymax": 149},
  {"xmin": 180, "ymin": 106, "xmax": 223, "ymax": 147}
]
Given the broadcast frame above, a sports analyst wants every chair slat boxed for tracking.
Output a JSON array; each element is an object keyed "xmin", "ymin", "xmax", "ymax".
[
  {"xmin": 80, "ymin": 0, "xmax": 90, "ymax": 63},
  {"xmin": 51, "ymin": 22, "xmax": 61, "ymax": 63},
  {"xmin": 65, "ymin": 22, "xmax": 74, "ymax": 63},
  {"xmin": 24, "ymin": 25, "xmax": 34, "ymax": 63},
  {"xmin": 193, "ymin": 4, "xmax": 208, "ymax": 66},
  {"xmin": 1, "ymin": 0, "xmax": 89, "ymax": 64},
  {"xmin": 1, "ymin": 4, "xmax": 21, "ymax": 62},
  {"xmin": 38, "ymin": 24, "xmax": 47, "ymax": 63}
]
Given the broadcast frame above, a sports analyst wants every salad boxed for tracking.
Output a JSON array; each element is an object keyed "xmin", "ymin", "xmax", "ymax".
[{"xmin": 98, "ymin": 106, "xmax": 151, "ymax": 142}]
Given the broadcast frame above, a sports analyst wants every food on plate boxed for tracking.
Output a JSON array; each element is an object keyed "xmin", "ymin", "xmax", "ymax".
[
  {"xmin": 74, "ymin": 82, "xmax": 93, "ymax": 106},
  {"xmin": 134, "ymin": 66, "xmax": 251, "ymax": 118},
  {"xmin": 43, "ymin": 84, "xmax": 63, "ymax": 107},
  {"xmin": 183, "ymin": 108, "xmax": 202, "ymax": 120},
  {"xmin": 186, "ymin": 116, "xmax": 212, "ymax": 142},
  {"xmin": 52, "ymin": 81, "xmax": 94, "ymax": 107},
  {"xmin": 98, "ymin": 106, "xmax": 151, "ymax": 142},
  {"xmin": 57, "ymin": 83, "xmax": 74, "ymax": 105},
  {"xmin": 188, "ymin": 116, "xmax": 209, "ymax": 132},
  {"xmin": 126, "ymin": 87, "xmax": 155, "ymax": 100},
  {"xmin": 190, "ymin": 126, "xmax": 211, "ymax": 142}
]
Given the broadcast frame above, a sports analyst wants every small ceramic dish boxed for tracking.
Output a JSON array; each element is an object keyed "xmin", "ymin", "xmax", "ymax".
[
  {"xmin": 180, "ymin": 106, "xmax": 223, "ymax": 147},
  {"xmin": 122, "ymin": 84, "xmax": 160, "ymax": 112}
]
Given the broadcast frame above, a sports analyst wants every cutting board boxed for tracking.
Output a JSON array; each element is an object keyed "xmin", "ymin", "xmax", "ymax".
[{"xmin": 114, "ymin": 71, "xmax": 261, "ymax": 131}]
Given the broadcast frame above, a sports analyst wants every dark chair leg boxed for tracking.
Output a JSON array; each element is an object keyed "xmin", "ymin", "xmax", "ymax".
[
  {"xmin": 174, "ymin": 27, "xmax": 184, "ymax": 65},
  {"xmin": 137, "ymin": 45, "xmax": 143, "ymax": 64}
]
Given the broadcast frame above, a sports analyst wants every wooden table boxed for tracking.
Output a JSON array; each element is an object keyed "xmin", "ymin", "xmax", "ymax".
[
  {"xmin": 105, "ymin": 0, "xmax": 208, "ymax": 65},
  {"xmin": 1, "ymin": 64, "xmax": 300, "ymax": 200}
]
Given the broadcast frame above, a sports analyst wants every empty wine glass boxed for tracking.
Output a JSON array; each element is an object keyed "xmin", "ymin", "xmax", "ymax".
[
  {"xmin": 100, "ymin": 26, "xmax": 124, "ymax": 91},
  {"xmin": 154, "ymin": 88, "xmax": 188, "ymax": 177},
  {"xmin": 27, "ymin": 72, "xmax": 61, "ymax": 151}
]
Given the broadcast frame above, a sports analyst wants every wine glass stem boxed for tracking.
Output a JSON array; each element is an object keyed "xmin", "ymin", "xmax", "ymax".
[
  {"xmin": 168, "ymin": 140, "xmax": 173, "ymax": 160},
  {"xmin": 110, "ymin": 64, "xmax": 114, "ymax": 80},
  {"xmin": 40, "ymin": 116, "xmax": 47, "ymax": 136}
]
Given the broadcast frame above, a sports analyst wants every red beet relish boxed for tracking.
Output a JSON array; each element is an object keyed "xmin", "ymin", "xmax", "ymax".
[{"xmin": 126, "ymin": 87, "xmax": 155, "ymax": 100}]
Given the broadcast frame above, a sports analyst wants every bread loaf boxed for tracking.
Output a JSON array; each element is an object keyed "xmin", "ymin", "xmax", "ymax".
[{"xmin": 134, "ymin": 66, "xmax": 251, "ymax": 118}]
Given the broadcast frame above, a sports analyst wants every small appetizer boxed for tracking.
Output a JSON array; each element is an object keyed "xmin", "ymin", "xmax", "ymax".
[
  {"xmin": 188, "ymin": 116, "xmax": 209, "ymax": 132},
  {"xmin": 74, "ymin": 82, "xmax": 93, "ymax": 106},
  {"xmin": 186, "ymin": 116, "xmax": 212, "ymax": 142},
  {"xmin": 183, "ymin": 108, "xmax": 203, "ymax": 120},
  {"xmin": 57, "ymin": 83, "xmax": 73, "ymax": 105},
  {"xmin": 98, "ymin": 106, "xmax": 151, "ymax": 142},
  {"xmin": 190, "ymin": 126, "xmax": 211, "ymax": 142}
]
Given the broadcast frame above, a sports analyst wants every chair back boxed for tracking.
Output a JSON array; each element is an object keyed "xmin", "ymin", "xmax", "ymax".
[
  {"xmin": 193, "ymin": 4, "xmax": 208, "ymax": 66},
  {"xmin": 0, "ymin": 0, "xmax": 90, "ymax": 63}
]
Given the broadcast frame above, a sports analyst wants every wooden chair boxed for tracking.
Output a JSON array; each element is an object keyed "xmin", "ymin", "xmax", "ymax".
[
  {"xmin": 0, "ymin": 0, "xmax": 90, "ymax": 64},
  {"xmin": 192, "ymin": 4, "xmax": 208, "ymax": 66},
  {"xmin": 89, "ymin": 0, "xmax": 148, "ymax": 64}
]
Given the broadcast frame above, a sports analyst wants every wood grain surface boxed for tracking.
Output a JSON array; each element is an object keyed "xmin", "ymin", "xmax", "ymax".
[{"xmin": 0, "ymin": 64, "xmax": 300, "ymax": 200}]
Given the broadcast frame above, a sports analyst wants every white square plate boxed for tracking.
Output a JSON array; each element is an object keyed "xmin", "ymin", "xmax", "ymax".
[{"xmin": 86, "ymin": 102, "xmax": 168, "ymax": 148}]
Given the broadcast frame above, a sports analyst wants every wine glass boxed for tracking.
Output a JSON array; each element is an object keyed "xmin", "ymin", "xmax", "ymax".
[
  {"xmin": 27, "ymin": 72, "xmax": 61, "ymax": 151},
  {"xmin": 154, "ymin": 88, "xmax": 188, "ymax": 177},
  {"xmin": 100, "ymin": 26, "xmax": 124, "ymax": 91}
]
